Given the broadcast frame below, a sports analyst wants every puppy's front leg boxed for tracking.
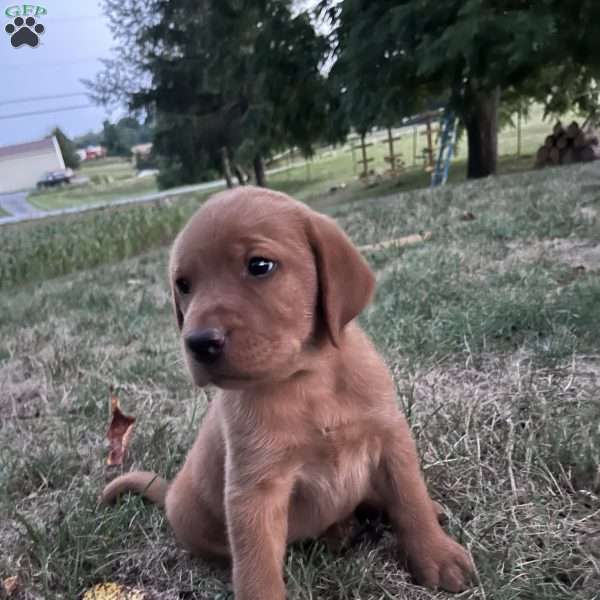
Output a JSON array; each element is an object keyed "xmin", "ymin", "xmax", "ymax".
[
  {"xmin": 226, "ymin": 474, "xmax": 294, "ymax": 600},
  {"xmin": 376, "ymin": 417, "xmax": 474, "ymax": 592}
]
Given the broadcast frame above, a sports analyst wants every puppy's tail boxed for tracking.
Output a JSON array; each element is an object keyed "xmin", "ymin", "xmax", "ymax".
[{"xmin": 100, "ymin": 471, "xmax": 168, "ymax": 507}]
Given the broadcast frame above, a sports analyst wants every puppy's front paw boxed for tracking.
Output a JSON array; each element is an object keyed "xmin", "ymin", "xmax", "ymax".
[{"xmin": 405, "ymin": 533, "xmax": 474, "ymax": 593}]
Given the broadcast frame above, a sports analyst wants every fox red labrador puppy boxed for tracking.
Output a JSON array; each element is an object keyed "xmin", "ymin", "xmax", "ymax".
[{"xmin": 102, "ymin": 186, "xmax": 474, "ymax": 599}]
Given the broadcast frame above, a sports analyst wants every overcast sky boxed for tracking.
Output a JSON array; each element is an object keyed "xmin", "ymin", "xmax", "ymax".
[
  {"xmin": 0, "ymin": 0, "xmax": 117, "ymax": 147},
  {"xmin": 0, "ymin": 0, "xmax": 327, "ymax": 149}
]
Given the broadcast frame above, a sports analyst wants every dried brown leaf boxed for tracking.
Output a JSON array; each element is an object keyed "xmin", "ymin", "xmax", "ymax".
[
  {"xmin": 2, "ymin": 576, "xmax": 19, "ymax": 598},
  {"xmin": 106, "ymin": 396, "xmax": 135, "ymax": 466}
]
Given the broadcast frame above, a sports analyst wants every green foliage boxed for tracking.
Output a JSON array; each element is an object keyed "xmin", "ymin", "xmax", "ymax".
[
  {"xmin": 90, "ymin": 0, "xmax": 331, "ymax": 188},
  {"xmin": 322, "ymin": 0, "xmax": 600, "ymax": 177},
  {"xmin": 327, "ymin": 0, "xmax": 600, "ymax": 118},
  {"xmin": 102, "ymin": 117, "xmax": 153, "ymax": 157},
  {"xmin": 73, "ymin": 129, "xmax": 103, "ymax": 148},
  {"xmin": 51, "ymin": 127, "xmax": 80, "ymax": 170},
  {"xmin": 135, "ymin": 152, "xmax": 158, "ymax": 172}
]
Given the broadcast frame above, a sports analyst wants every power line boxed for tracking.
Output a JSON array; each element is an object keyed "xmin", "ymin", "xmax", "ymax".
[
  {"xmin": 3, "ymin": 57, "xmax": 106, "ymax": 70},
  {"xmin": 0, "ymin": 92, "xmax": 89, "ymax": 107},
  {"xmin": 0, "ymin": 104, "xmax": 96, "ymax": 120}
]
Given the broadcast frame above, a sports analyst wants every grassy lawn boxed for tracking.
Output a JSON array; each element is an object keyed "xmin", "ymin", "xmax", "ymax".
[
  {"xmin": 27, "ymin": 158, "xmax": 159, "ymax": 211},
  {"xmin": 2, "ymin": 163, "xmax": 600, "ymax": 599},
  {"xmin": 80, "ymin": 156, "xmax": 140, "ymax": 178},
  {"xmin": 269, "ymin": 151, "xmax": 535, "ymax": 211},
  {"xmin": 23, "ymin": 106, "xmax": 567, "ymax": 213},
  {"xmin": 267, "ymin": 104, "xmax": 573, "ymax": 207}
]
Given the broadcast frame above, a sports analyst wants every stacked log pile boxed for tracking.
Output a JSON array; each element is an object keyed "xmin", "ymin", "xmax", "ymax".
[{"xmin": 535, "ymin": 121, "xmax": 600, "ymax": 167}]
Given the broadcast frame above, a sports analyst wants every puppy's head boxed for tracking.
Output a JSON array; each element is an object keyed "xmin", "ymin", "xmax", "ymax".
[{"xmin": 169, "ymin": 186, "xmax": 374, "ymax": 389}]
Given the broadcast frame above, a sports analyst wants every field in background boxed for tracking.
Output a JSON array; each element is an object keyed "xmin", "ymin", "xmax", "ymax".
[
  {"xmin": 22, "ymin": 106, "xmax": 572, "ymax": 213},
  {"xmin": 0, "ymin": 153, "xmax": 534, "ymax": 291},
  {"xmin": 268, "ymin": 105, "xmax": 574, "ymax": 204},
  {"xmin": 269, "ymin": 149, "xmax": 535, "ymax": 210},
  {"xmin": 28, "ymin": 157, "xmax": 159, "ymax": 211},
  {"xmin": 0, "ymin": 192, "xmax": 212, "ymax": 289},
  {"xmin": 1, "ymin": 162, "xmax": 600, "ymax": 599}
]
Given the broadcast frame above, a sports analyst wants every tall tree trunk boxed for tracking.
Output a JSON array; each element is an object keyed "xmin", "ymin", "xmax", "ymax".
[
  {"xmin": 253, "ymin": 153, "xmax": 266, "ymax": 187},
  {"xmin": 463, "ymin": 87, "xmax": 499, "ymax": 179},
  {"xmin": 233, "ymin": 163, "xmax": 247, "ymax": 185},
  {"xmin": 220, "ymin": 147, "xmax": 234, "ymax": 188}
]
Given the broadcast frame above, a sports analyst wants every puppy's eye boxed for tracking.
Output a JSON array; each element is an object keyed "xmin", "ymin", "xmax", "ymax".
[
  {"xmin": 175, "ymin": 278, "xmax": 191, "ymax": 294},
  {"xmin": 247, "ymin": 257, "xmax": 277, "ymax": 278}
]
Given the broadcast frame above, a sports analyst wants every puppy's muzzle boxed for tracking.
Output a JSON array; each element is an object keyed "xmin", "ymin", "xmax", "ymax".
[{"xmin": 184, "ymin": 328, "xmax": 226, "ymax": 364}]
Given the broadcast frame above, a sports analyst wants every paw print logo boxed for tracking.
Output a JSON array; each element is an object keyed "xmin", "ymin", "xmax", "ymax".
[{"xmin": 5, "ymin": 16, "xmax": 45, "ymax": 48}]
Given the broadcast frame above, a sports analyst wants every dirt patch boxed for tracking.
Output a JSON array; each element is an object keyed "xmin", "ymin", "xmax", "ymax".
[
  {"xmin": 392, "ymin": 351, "xmax": 600, "ymax": 501},
  {"xmin": 504, "ymin": 238, "xmax": 600, "ymax": 270},
  {"xmin": 402, "ymin": 351, "xmax": 600, "ymax": 414}
]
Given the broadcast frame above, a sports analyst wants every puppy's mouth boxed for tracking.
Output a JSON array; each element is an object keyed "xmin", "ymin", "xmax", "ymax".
[
  {"xmin": 208, "ymin": 370, "xmax": 267, "ymax": 390},
  {"xmin": 188, "ymin": 358, "xmax": 259, "ymax": 388},
  {"xmin": 184, "ymin": 332, "xmax": 303, "ymax": 389},
  {"xmin": 202, "ymin": 361, "xmax": 290, "ymax": 389},
  {"xmin": 209, "ymin": 370, "xmax": 255, "ymax": 384}
]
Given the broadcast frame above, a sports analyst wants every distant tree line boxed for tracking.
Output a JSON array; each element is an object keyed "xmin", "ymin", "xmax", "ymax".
[
  {"xmin": 50, "ymin": 117, "xmax": 153, "ymax": 171},
  {"xmin": 87, "ymin": 0, "xmax": 600, "ymax": 189},
  {"xmin": 73, "ymin": 117, "xmax": 154, "ymax": 157},
  {"xmin": 51, "ymin": 127, "xmax": 80, "ymax": 170}
]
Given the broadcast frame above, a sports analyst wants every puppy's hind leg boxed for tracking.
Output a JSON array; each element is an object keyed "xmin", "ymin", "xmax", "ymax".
[
  {"xmin": 165, "ymin": 403, "xmax": 230, "ymax": 561},
  {"xmin": 165, "ymin": 462, "xmax": 230, "ymax": 561}
]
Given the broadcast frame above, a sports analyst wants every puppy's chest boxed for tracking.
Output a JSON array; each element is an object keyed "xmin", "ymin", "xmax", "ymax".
[{"xmin": 295, "ymin": 421, "xmax": 381, "ymax": 512}]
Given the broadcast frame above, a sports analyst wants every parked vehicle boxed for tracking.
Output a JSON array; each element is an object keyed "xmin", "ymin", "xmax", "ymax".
[{"xmin": 36, "ymin": 168, "xmax": 74, "ymax": 189}]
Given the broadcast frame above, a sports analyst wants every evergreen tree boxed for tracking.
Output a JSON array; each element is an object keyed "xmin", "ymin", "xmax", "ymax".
[
  {"xmin": 89, "ymin": 0, "xmax": 330, "ymax": 188},
  {"xmin": 51, "ymin": 127, "xmax": 80, "ymax": 169}
]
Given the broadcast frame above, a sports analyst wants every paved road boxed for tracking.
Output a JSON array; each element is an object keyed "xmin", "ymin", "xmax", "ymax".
[
  {"xmin": 0, "ymin": 191, "xmax": 42, "ymax": 218},
  {"xmin": 0, "ymin": 163, "xmax": 304, "ymax": 226}
]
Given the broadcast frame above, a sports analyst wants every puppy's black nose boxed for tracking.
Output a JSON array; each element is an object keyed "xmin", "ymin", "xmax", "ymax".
[{"xmin": 184, "ymin": 328, "xmax": 225, "ymax": 363}]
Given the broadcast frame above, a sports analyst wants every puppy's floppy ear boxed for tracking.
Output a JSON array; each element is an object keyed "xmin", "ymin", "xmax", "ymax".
[{"xmin": 306, "ymin": 212, "xmax": 375, "ymax": 347}]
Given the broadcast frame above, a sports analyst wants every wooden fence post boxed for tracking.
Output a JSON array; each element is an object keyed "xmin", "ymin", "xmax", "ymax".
[
  {"xmin": 517, "ymin": 109, "xmax": 522, "ymax": 157},
  {"xmin": 413, "ymin": 126, "xmax": 417, "ymax": 166}
]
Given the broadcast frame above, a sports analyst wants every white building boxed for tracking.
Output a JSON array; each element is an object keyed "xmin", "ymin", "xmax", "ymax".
[{"xmin": 0, "ymin": 137, "xmax": 65, "ymax": 193}]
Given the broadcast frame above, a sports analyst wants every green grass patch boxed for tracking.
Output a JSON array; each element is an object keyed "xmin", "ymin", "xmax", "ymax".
[
  {"xmin": 79, "ymin": 156, "xmax": 137, "ymax": 177},
  {"xmin": 368, "ymin": 251, "xmax": 600, "ymax": 363},
  {"xmin": 0, "ymin": 194, "xmax": 208, "ymax": 290},
  {"xmin": 29, "ymin": 176, "xmax": 158, "ymax": 211},
  {"xmin": 26, "ymin": 158, "xmax": 158, "ymax": 211},
  {"xmin": 268, "ymin": 103, "xmax": 576, "ymax": 208}
]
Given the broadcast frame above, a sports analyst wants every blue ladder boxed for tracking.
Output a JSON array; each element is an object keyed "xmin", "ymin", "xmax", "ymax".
[{"xmin": 431, "ymin": 111, "xmax": 457, "ymax": 187}]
